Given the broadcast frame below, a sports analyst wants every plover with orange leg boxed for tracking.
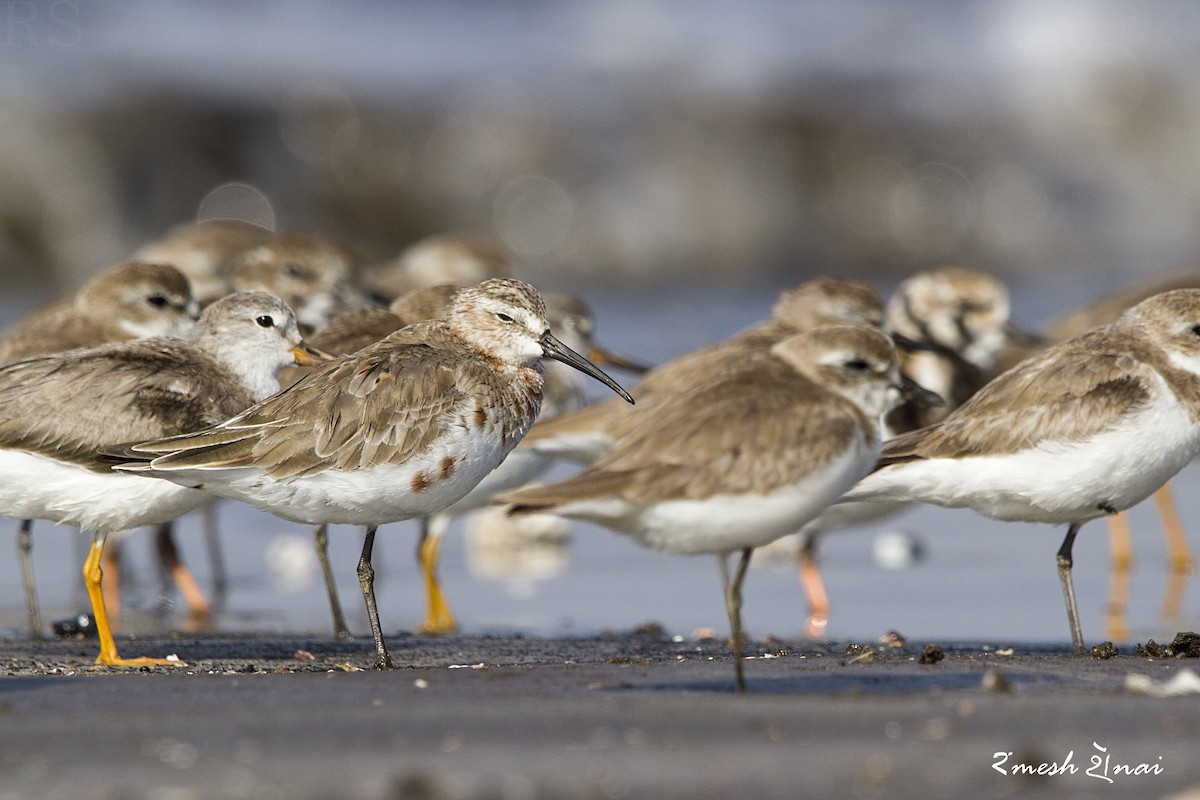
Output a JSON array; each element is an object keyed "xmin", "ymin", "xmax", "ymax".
[
  {"xmin": 519, "ymin": 276, "xmax": 887, "ymax": 466},
  {"xmin": 0, "ymin": 261, "xmax": 199, "ymax": 638},
  {"xmin": 499, "ymin": 325, "xmax": 922, "ymax": 692},
  {"xmin": 135, "ymin": 219, "xmax": 272, "ymax": 305},
  {"xmin": 226, "ymin": 232, "xmax": 364, "ymax": 332},
  {"xmin": 105, "ymin": 279, "xmax": 634, "ymax": 670},
  {"xmin": 841, "ymin": 289, "xmax": 1200, "ymax": 656},
  {"xmin": 0, "ymin": 292, "xmax": 328, "ymax": 666}
]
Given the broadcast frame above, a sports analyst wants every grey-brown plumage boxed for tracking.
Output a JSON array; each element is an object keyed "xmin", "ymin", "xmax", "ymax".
[
  {"xmin": 520, "ymin": 276, "xmax": 884, "ymax": 463},
  {"xmin": 877, "ymin": 312, "xmax": 1200, "ymax": 469},
  {"xmin": 883, "ymin": 265, "xmax": 1034, "ymax": 432},
  {"xmin": 843, "ymin": 289, "xmax": 1200, "ymax": 656},
  {"xmin": 306, "ymin": 284, "xmax": 462, "ymax": 356},
  {"xmin": 499, "ymin": 325, "xmax": 906, "ymax": 691},
  {"xmin": 511, "ymin": 354, "xmax": 869, "ymax": 507},
  {"xmin": 1, "ymin": 292, "xmax": 315, "ymax": 473},
  {"xmin": 276, "ymin": 281, "xmax": 645, "ymax": 639},
  {"xmin": 226, "ymin": 233, "xmax": 362, "ymax": 331},
  {"xmin": 0, "ymin": 291, "xmax": 321, "ymax": 667},
  {"xmin": 119, "ymin": 288, "xmax": 573, "ymax": 480},
  {"xmin": 362, "ymin": 233, "xmax": 511, "ymax": 302},
  {"xmin": 0, "ymin": 260, "xmax": 198, "ymax": 638},
  {"xmin": 992, "ymin": 269, "xmax": 1200, "ymax": 634},
  {"xmin": 1045, "ymin": 271, "xmax": 1200, "ymax": 343},
  {"xmin": 505, "ymin": 325, "xmax": 896, "ymax": 511},
  {"xmin": 107, "ymin": 278, "xmax": 634, "ymax": 670},
  {"xmin": 135, "ymin": 219, "xmax": 272, "ymax": 305},
  {"xmin": 0, "ymin": 262, "xmax": 198, "ymax": 364}
]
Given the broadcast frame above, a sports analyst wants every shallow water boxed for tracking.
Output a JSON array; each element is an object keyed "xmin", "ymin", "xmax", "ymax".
[{"xmin": 1, "ymin": 280, "xmax": 1198, "ymax": 647}]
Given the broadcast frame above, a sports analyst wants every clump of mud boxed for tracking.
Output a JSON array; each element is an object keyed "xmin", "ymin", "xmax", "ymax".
[
  {"xmin": 1135, "ymin": 632, "xmax": 1200, "ymax": 658},
  {"xmin": 917, "ymin": 644, "xmax": 945, "ymax": 664},
  {"xmin": 842, "ymin": 643, "xmax": 875, "ymax": 665}
]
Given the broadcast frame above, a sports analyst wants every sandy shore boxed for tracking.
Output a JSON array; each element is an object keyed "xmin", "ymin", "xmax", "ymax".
[{"xmin": 1, "ymin": 632, "xmax": 1199, "ymax": 799}]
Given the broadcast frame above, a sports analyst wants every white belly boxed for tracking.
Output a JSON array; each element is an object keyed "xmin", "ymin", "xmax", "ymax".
[
  {"xmin": 439, "ymin": 448, "xmax": 555, "ymax": 517},
  {"xmin": 519, "ymin": 432, "xmax": 611, "ymax": 466},
  {"xmin": 179, "ymin": 427, "xmax": 519, "ymax": 526},
  {"xmin": 846, "ymin": 395, "xmax": 1200, "ymax": 524},
  {"xmin": 0, "ymin": 450, "xmax": 205, "ymax": 533},
  {"xmin": 557, "ymin": 437, "xmax": 878, "ymax": 555}
]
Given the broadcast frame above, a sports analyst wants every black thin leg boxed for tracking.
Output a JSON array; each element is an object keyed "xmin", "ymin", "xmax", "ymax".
[
  {"xmin": 202, "ymin": 502, "xmax": 228, "ymax": 609},
  {"xmin": 314, "ymin": 524, "xmax": 351, "ymax": 640},
  {"xmin": 720, "ymin": 547, "xmax": 754, "ymax": 693},
  {"xmin": 357, "ymin": 526, "xmax": 393, "ymax": 670},
  {"xmin": 155, "ymin": 522, "xmax": 177, "ymax": 610},
  {"xmin": 17, "ymin": 519, "xmax": 42, "ymax": 639},
  {"xmin": 1056, "ymin": 523, "xmax": 1086, "ymax": 656}
]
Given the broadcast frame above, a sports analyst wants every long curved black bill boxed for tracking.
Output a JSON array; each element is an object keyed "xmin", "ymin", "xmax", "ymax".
[{"xmin": 541, "ymin": 331, "xmax": 635, "ymax": 404}]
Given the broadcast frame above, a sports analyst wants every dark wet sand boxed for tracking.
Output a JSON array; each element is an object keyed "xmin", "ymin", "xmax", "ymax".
[{"xmin": 2, "ymin": 633, "xmax": 1198, "ymax": 799}]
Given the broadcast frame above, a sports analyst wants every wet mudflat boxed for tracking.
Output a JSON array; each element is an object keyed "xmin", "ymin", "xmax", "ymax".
[{"xmin": 1, "ymin": 634, "xmax": 1199, "ymax": 800}]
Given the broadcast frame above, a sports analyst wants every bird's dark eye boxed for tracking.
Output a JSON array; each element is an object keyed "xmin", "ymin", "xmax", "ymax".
[
  {"xmin": 285, "ymin": 263, "xmax": 306, "ymax": 278},
  {"xmin": 147, "ymin": 295, "xmax": 169, "ymax": 308},
  {"xmin": 1191, "ymin": 324, "xmax": 1200, "ymax": 339},
  {"xmin": 256, "ymin": 315, "xmax": 275, "ymax": 328},
  {"xmin": 845, "ymin": 358, "xmax": 870, "ymax": 371},
  {"xmin": 496, "ymin": 312, "xmax": 515, "ymax": 324}
]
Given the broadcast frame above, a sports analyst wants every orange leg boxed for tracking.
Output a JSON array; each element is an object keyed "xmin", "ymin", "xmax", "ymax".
[
  {"xmin": 84, "ymin": 531, "xmax": 185, "ymax": 667},
  {"xmin": 796, "ymin": 537, "xmax": 829, "ymax": 639},
  {"xmin": 155, "ymin": 524, "xmax": 212, "ymax": 618},
  {"xmin": 1152, "ymin": 483, "xmax": 1194, "ymax": 574},
  {"xmin": 1151, "ymin": 483, "xmax": 1194, "ymax": 620},
  {"xmin": 101, "ymin": 539, "xmax": 123, "ymax": 631},
  {"xmin": 1105, "ymin": 513, "xmax": 1133, "ymax": 642},
  {"xmin": 415, "ymin": 515, "xmax": 457, "ymax": 635}
]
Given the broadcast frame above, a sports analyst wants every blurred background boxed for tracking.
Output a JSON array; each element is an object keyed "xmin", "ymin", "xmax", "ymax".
[
  {"xmin": 6, "ymin": 0, "xmax": 1200, "ymax": 304},
  {"xmin": 3, "ymin": 1, "xmax": 1200, "ymax": 645}
]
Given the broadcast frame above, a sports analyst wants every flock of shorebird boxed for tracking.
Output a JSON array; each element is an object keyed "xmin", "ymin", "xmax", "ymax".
[{"xmin": 3, "ymin": 218, "xmax": 1199, "ymax": 691}]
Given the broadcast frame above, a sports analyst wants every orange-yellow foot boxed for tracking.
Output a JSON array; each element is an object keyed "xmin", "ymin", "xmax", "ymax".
[
  {"xmin": 95, "ymin": 652, "xmax": 186, "ymax": 668},
  {"xmin": 417, "ymin": 529, "xmax": 457, "ymax": 636},
  {"xmin": 1169, "ymin": 555, "xmax": 1196, "ymax": 575},
  {"xmin": 416, "ymin": 602, "xmax": 457, "ymax": 636}
]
